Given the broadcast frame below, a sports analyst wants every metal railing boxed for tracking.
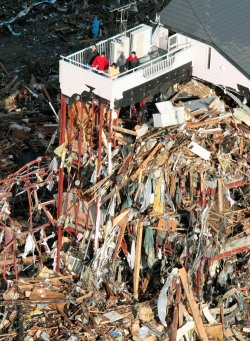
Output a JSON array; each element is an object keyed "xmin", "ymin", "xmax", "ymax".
[
  {"xmin": 143, "ymin": 55, "xmax": 175, "ymax": 78},
  {"xmin": 63, "ymin": 24, "xmax": 146, "ymax": 67}
]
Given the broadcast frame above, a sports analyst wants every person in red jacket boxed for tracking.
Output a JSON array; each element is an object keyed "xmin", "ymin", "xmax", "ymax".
[
  {"xmin": 126, "ymin": 51, "xmax": 139, "ymax": 70},
  {"xmin": 92, "ymin": 51, "xmax": 109, "ymax": 71}
]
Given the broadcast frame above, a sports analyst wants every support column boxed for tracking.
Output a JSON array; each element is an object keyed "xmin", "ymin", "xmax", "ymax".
[{"xmin": 56, "ymin": 94, "xmax": 67, "ymax": 272}]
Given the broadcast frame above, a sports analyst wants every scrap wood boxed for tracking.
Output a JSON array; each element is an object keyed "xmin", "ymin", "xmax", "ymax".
[
  {"xmin": 29, "ymin": 286, "xmax": 66, "ymax": 300},
  {"xmin": 0, "ymin": 61, "xmax": 10, "ymax": 75},
  {"xmin": 112, "ymin": 210, "xmax": 130, "ymax": 261},
  {"xmin": 204, "ymin": 323, "xmax": 223, "ymax": 341},
  {"xmin": 179, "ymin": 267, "xmax": 209, "ymax": 341},
  {"xmin": 131, "ymin": 142, "xmax": 162, "ymax": 181},
  {"xmin": 188, "ymin": 115, "xmax": 231, "ymax": 128},
  {"xmin": 0, "ymin": 67, "xmax": 250, "ymax": 338},
  {"xmin": 113, "ymin": 125, "xmax": 138, "ymax": 136},
  {"xmin": 171, "ymin": 279, "xmax": 181, "ymax": 341},
  {"xmin": 133, "ymin": 221, "xmax": 144, "ymax": 299}
]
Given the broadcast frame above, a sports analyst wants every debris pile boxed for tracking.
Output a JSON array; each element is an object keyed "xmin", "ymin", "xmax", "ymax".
[
  {"xmin": 0, "ymin": 67, "xmax": 59, "ymax": 175},
  {"xmin": 0, "ymin": 79, "xmax": 249, "ymax": 339}
]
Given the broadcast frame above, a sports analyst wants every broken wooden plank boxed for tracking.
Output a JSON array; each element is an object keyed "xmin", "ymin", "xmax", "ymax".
[
  {"xmin": 133, "ymin": 221, "xmax": 144, "ymax": 299},
  {"xmin": 179, "ymin": 267, "xmax": 208, "ymax": 341},
  {"xmin": 131, "ymin": 142, "xmax": 162, "ymax": 181},
  {"xmin": 171, "ymin": 279, "xmax": 181, "ymax": 341},
  {"xmin": 113, "ymin": 125, "xmax": 137, "ymax": 136},
  {"xmin": 113, "ymin": 210, "xmax": 130, "ymax": 261}
]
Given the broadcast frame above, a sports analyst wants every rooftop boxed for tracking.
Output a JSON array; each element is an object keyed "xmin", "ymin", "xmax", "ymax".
[{"xmin": 59, "ymin": 24, "xmax": 192, "ymax": 108}]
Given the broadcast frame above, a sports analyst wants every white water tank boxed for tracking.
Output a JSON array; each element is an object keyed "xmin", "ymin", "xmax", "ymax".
[
  {"xmin": 110, "ymin": 36, "xmax": 130, "ymax": 64},
  {"xmin": 130, "ymin": 25, "xmax": 152, "ymax": 58}
]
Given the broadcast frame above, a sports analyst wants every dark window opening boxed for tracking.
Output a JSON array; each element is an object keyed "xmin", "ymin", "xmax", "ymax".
[{"xmin": 207, "ymin": 47, "xmax": 211, "ymax": 70}]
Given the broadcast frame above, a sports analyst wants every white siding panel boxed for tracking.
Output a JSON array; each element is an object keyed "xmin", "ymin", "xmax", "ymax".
[{"xmin": 191, "ymin": 39, "xmax": 250, "ymax": 91}]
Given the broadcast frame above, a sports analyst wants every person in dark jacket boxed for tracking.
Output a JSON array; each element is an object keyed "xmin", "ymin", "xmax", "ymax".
[
  {"xmin": 87, "ymin": 45, "xmax": 99, "ymax": 66},
  {"xmin": 126, "ymin": 51, "xmax": 139, "ymax": 70}
]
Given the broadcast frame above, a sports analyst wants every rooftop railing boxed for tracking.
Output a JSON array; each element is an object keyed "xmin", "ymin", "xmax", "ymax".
[
  {"xmin": 60, "ymin": 27, "xmax": 191, "ymax": 80},
  {"xmin": 62, "ymin": 24, "xmax": 146, "ymax": 68}
]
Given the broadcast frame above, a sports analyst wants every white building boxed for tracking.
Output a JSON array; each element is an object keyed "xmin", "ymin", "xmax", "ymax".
[
  {"xmin": 159, "ymin": 0, "xmax": 250, "ymax": 99},
  {"xmin": 59, "ymin": 24, "xmax": 192, "ymax": 109}
]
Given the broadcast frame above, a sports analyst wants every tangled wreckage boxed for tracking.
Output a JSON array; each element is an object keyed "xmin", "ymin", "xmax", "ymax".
[{"xmin": 0, "ymin": 3, "xmax": 250, "ymax": 341}]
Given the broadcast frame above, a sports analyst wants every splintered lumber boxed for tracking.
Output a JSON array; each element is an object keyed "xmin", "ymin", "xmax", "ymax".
[
  {"xmin": 29, "ymin": 287, "xmax": 65, "ymax": 300},
  {"xmin": 133, "ymin": 221, "xmax": 144, "ymax": 299},
  {"xmin": 218, "ymin": 178, "xmax": 224, "ymax": 213},
  {"xmin": 113, "ymin": 210, "xmax": 130, "ymax": 261},
  {"xmin": 239, "ymin": 138, "xmax": 244, "ymax": 155},
  {"xmin": 57, "ymin": 307, "xmax": 74, "ymax": 327},
  {"xmin": 113, "ymin": 125, "xmax": 137, "ymax": 136},
  {"xmin": 179, "ymin": 267, "xmax": 208, "ymax": 341},
  {"xmin": 204, "ymin": 324, "xmax": 223, "ymax": 341},
  {"xmin": 131, "ymin": 142, "xmax": 162, "ymax": 181},
  {"xmin": 171, "ymin": 279, "xmax": 181, "ymax": 341},
  {"xmin": 141, "ymin": 269, "xmax": 153, "ymax": 294},
  {"xmin": 188, "ymin": 116, "xmax": 231, "ymax": 128}
]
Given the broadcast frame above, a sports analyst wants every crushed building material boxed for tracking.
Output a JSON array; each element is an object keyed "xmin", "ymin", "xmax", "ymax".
[
  {"xmin": 0, "ymin": 2, "xmax": 250, "ymax": 340},
  {"xmin": 0, "ymin": 78, "xmax": 249, "ymax": 340}
]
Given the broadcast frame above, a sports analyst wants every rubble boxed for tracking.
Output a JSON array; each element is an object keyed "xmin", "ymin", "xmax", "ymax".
[
  {"xmin": 0, "ymin": 1, "xmax": 250, "ymax": 340},
  {"xmin": 0, "ymin": 76, "xmax": 249, "ymax": 339}
]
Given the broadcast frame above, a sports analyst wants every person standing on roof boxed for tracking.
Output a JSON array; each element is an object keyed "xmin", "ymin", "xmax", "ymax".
[
  {"xmin": 87, "ymin": 45, "xmax": 99, "ymax": 65},
  {"xmin": 91, "ymin": 17, "xmax": 100, "ymax": 38},
  {"xmin": 117, "ymin": 51, "xmax": 126, "ymax": 73},
  {"xmin": 126, "ymin": 51, "xmax": 139, "ymax": 70},
  {"xmin": 92, "ymin": 51, "xmax": 109, "ymax": 71}
]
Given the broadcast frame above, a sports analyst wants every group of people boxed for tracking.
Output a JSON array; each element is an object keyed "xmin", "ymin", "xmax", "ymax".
[{"xmin": 87, "ymin": 45, "xmax": 139, "ymax": 79}]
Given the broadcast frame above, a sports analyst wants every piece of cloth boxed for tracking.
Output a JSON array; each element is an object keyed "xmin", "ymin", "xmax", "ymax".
[{"xmin": 92, "ymin": 55, "xmax": 109, "ymax": 71}]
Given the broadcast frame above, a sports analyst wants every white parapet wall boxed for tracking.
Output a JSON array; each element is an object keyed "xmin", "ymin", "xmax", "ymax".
[{"xmin": 59, "ymin": 60, "xmax": 115, "ymax": 101}]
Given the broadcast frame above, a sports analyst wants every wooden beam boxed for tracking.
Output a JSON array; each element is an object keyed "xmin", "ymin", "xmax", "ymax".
[
  {"xmin": 179, "ymin": 267, "xmax": 208, "ymax": 341},
  {"xmin": 113, "ymin": 211, "xmax": 130, "ymax": 261},
  {"xmin": 188, "ymin": 117, "xmax": 231, "ymax": 129},
  {"xmin": 113, "ymin": 125, "xmax": 137, "ymax": 136},
  {"xmin": 131, "ymin": 142, "xmax": 162, "ymax": 181},
  {"xmin": 133, "ymin": 221, "xmax": 144, "ymax": 299},
  {"xmin": 218, "ymin": 178, "xmax": 224, "ymax": 213},
  {"xmin": 239, "ymin": 138, "xmax": 244, "ymax": 155},
  {"xmin": 171, "ymin": 279, "xmax": 181, "ymax": 341}
]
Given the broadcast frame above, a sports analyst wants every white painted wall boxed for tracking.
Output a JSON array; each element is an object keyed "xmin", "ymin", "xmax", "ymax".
[
  {"xmin": 59, "ymin": 61, "xmax": 114, "ymax": 101},
  {"xmin": 190, "ymin": 38, "xmax": 250, "ymax": 91}
]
